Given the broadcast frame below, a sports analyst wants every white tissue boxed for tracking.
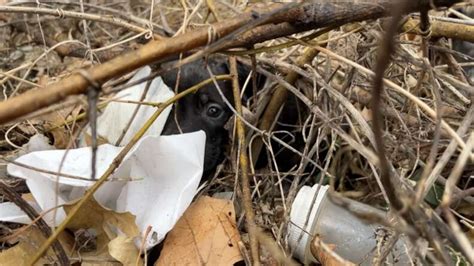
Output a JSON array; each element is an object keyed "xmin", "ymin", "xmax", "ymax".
[{"xmin": 0, "ymin": 66, "xmax": 206, "ymax": 248}]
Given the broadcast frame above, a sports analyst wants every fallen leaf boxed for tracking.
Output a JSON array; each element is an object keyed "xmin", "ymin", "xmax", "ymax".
[
  {"xmin": 64, "ymin": 197, "xmax": 140, "ymax": 257},
  {"xmin": 46, "ymin": 105, "xmax": 83, "ymax": 149},
  {"xmin": 0, "ymin": 226, "xmax": 56, "ymax": 265},
  {"xmin": 108, "ymin": 235, "xmax": 143, "ymax": 265},
  {"xmin": 35, "ymin": 73, "xmax": 83, "ymax": 149},
  {"xmin": 21, "ymin": 193, "xmax": 35, "ymax": 202},
  {"xmin": 156, "ymin": 196, "xmax": 243, "ymax": 266}
]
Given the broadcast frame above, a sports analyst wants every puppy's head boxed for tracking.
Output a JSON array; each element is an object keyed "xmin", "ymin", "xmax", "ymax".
[{"xmin": 161, "ymin": 56, "xmax": 253, "ymax": 175}]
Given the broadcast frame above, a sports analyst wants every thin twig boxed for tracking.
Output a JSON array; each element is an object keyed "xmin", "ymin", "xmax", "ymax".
[
  {"xmin": 440, "ymin": 133, "xmax": 474, "ymax": 264},
  {"xmin": 0, "ymin": 5, "xmax": 151, "ymax": 35},
  {"xmin": 0, "ymin": 1, "xmax": 460, "ymax": 124},
  {"xmin": 229, "ymin": 56, "xmax": 260, "ymax": 265},
  {"xmin": 7, "ymin": 0, "xmax": 165, "ymax": 32},
  {"xmin": 312, "ymin": 46, "xmax": 470, "ymax": 158}
]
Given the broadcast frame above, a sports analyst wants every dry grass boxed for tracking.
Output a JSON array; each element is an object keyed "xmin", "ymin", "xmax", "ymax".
[{"xmin": 0, "ymin": 0, "xmax": 473, "ymax": 265}]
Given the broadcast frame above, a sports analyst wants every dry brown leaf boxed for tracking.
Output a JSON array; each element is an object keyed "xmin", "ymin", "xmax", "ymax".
[
  {"xmin": 0, "ymin": 226, "xmax": 55, "ymax": 265},
  {"xmin": 13, "ymin": 74, "xmax": 79, "ymax": 146},
  {"xmin": 48, "ymin": 128, "xmax": 70, "ymax": 149},
  {"xmin": 33, "ymin": 73, "xmax": 83, "ymax": 148},
  {"xmin": 81, "ymin": 261, "xmax": 121, "ymax": 266},
  {"xmin": 83, "ymin": 133, "xmax": 110, "ymax": 147},
  {"xmin": 44, "ymin": 105, "xmax": 83, "ymax": 149},
  {"xmin": 156, "ymin": 196, "xmax": 243, "ymax": 266},
  {"xmin": 21, "ymin": 193, "xmax": 35, "ymax": 202},
  {"xmin": 64, "ymin": 197, "xmax": 140, "ymax": 257},
  {"xmin": 108, "ymin": 235, "xmax": 143, "ymax": 265}
]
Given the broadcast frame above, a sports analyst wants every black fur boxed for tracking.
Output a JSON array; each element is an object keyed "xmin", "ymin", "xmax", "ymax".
[{"xmin": 160, "ymin": 56, "xmax": 262, "ymax": 177}]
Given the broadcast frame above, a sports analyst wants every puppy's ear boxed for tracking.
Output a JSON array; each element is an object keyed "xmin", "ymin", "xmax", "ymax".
[{"xmin": 160, "ymin": 68, "xmax": 179, "ymax": 91}]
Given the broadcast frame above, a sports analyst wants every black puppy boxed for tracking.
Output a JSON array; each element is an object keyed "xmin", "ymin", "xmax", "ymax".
[{"xmin": 160, "ymin": 56, "xmax": 248, "ymax": 177}]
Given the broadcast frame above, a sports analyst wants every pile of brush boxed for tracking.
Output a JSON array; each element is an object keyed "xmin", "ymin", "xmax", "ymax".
[{"xmin": 0, "ymin": 0, "xmax": 472, "ymax": 265}]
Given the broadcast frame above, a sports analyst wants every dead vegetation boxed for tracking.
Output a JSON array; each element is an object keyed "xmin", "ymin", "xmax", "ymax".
[{"xmin": 0, "ymin": 0, "xmax": 473, "ymax": 265}]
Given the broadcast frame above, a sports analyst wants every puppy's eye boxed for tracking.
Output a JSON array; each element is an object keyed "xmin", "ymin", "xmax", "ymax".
[{"xmin": 207, "ymin": 104, "xmax": 223, "ymax": 118}]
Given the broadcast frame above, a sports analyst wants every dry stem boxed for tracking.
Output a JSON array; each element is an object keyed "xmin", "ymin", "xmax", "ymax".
[{"xmin": 229, "ymin": 56, "xmax": 260, "ymax": 265}]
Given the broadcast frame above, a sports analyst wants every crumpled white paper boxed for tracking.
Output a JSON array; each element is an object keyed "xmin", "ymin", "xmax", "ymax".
[
  {"xmin": 0, "ymin": 202, "xmax": 40, "ymax": 224},
  {"xmin": 90, "ymin": 66, "xmax": 174, "ymax": 145},
  {"xmin": 0, "ymin": 66, "xmax": 206, "ymax": 248}
]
